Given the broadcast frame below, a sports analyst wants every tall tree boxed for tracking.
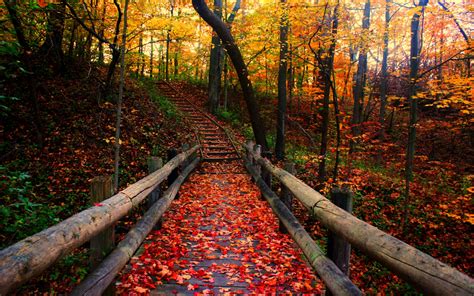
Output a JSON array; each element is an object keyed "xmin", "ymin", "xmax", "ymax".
[
  {"xmin": 313, "ymin": 2, "xmax": 339, "ymax": 184},
  {"xmin": 166, "ymin": 0, "xmax": 175, "ymax": 81},
  {"xmin": 208, "ymin": 0, "xmax": 223, "ymax": 114},
  {"xmin": 379, "ymin": 0, "xmax": 391, "ymax": 140},
  {"xmin": 275, "ymin": 0, "xmax": 289, "ymax": 160},
  {"xmin": 402, "ymin": 0, "xmax": 429, "ymax": 231},
  {"xmin": 192, "ymin": 0, "xmax": 268, "ymax": 150},
  {"xmin": 350, "ymin": 0, "xmax": 371, "ymax": 153},
  {"xmin": 113, "ymin": 0, "xmax": 130, "ymax": 192}
]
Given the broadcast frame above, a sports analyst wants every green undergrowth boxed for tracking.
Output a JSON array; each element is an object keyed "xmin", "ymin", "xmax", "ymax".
[{"xmin": 140, "ymin": 78, "xmax": 182, "ymax": 121}]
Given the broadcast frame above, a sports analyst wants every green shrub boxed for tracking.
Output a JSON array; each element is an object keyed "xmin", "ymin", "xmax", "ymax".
[{"xmin": 0, "ymin": 166, "xmax": 63, "ymax": 247}]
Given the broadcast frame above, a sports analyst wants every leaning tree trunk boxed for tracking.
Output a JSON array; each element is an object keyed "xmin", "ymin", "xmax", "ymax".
[
  {"xmin": 192, "ymin": 0, "xmax": 268, "ymax": 150},
  {"xmin": 4, "ymin": 0, "xmax": 30, "ymax": 51}
]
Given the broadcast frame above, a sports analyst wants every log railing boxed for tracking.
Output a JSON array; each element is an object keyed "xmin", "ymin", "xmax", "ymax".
[
  {"xmin": 244, "ymin": 142, "xmax": 474, "ymax": 296},
  {"xmin": 0, "ymin": 145, "xmax": 200, "ymax": 294}
]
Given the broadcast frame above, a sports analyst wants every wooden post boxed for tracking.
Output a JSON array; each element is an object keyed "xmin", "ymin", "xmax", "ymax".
[
  {"xmin": 181, "ymin": 143, "xmax": 190, "ymax": 169},
  {"xmin": 327, "ymin": 187, "xmax": 353, "ymax": 278},
  {"xmin": 90, "ymin": 176, "xmax": 115, "ymax": 269},
  {"xmin": 280, "ymin": 161, "xmax": 295, "ymax": 233},
  {"xmin": 253, "ymin": 144, "xmax": 262, "ymax": 176},
  {"xmin": 261, "ymin": 151, "xmax": 272, "ymax": 200},
  {"xmin": 167, "ymin": 148, "xmax": 179, "ymax": 197},
  {"xmin": 147, "ymin": 156, "xmax": 163, "ymax": 230},
  {"xmin": 246, "ymin": 141, "xmax": 255, "ymax": 164}
]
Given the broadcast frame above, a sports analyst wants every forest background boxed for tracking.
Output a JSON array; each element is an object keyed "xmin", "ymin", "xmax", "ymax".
[{"xmin": 0, "ymin": 0, "xmax": 472, "ymax": 293}]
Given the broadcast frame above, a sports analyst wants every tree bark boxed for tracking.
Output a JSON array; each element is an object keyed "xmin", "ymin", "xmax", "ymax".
[
  {"xmin": 275, "ymin": 0, "xmax": 289, "ymax": 160},
  {"xmin": 208, "ymin": 0, "xmax": 223, "ymax": 114},
  {"xmin": 378, "ymin": 0, "xmax": 391, "ymax": 141},
  {"xmin": 4, "ymin": 0, "xmax": 30, "ymax": 51},
  {"xmin": 192, "ymin": 0, "xmax": 268, "ymax": 150},
  {"xmin": 113, "ymin": 0, "xmax": 130, "ymax": 192},
  {"xmin": 350, "ymin": 0, "xmax": 371, "ymax": 153},
  {"xmin": 402, "ymin": 0, "xmax": 427, "ymax": 232}
]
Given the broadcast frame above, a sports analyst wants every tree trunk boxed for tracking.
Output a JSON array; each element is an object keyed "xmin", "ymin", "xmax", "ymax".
[
  {"xmin": 402, "ymin": 0, "xmax": 427, "ymax": 232},
  {"xmin": 193, "ymin": 0, "xmax": 268, "ymax": 150},
  {"xmin": 39, "ymin": 2, "xmax": 66, "ymax": 73},
  {"xmin": 150, "ymin": 36, "xmax": 154, "ymax": 78},
  {"xmin": 208, "ymin": 0, "xmax": 223, "ymax": 114},
  {"xmin": 317, "ymin": 4, "xmax": 339, "ymax": 184},
  {"xmin": 378, "ymin": 0, "xmax": 390, "ymax": 141},
  {"xmin": 103, "ymin": 0, "xmax": 123, "ymax": 99},
  {"xmin": 350, "ymin": 0, "xmax": 371, "ymax": 153},
  {"xmin": 113, "ymin": 0, "xmax": 130, "ymax": 192},
  {"xmin": 275, "ymin": 0, "xmax": 289, "ymax": 160},
  {"xmin": 98, "ymin": 0, "xmax": 107, "ymax": 64},
  {"xmin": 4, "ymin": 0, "xmax": 30, "ymax": 51}
]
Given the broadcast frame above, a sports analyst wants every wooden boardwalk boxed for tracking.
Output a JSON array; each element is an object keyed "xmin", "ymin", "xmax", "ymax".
[
  {"xmin": 114, "ymin": 82, "xmax": 321, "ymax": 294},
  {"xmin": 116, "ymin": 167, "xmax": 321, "ymax": 294}
]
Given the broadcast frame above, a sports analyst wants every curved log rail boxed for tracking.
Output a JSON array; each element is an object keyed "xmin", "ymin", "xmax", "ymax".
[
  {"xmin": 244, "ymin": 142, "xmax": 474, "ymax": 296},
  {"xmin": 0, "ymin": 145, "xmax": 200, "ymax": 294}
]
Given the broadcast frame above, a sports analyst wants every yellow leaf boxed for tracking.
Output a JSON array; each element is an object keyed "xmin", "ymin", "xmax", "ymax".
[{"xmin": 134, "ymin": 286, "xmax": 148, "ymax": 293}]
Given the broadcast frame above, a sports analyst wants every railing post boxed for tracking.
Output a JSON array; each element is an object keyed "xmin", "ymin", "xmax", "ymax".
[
  {"xmin": 280, "ymin": 161, "xmax": 295, "ymax": 233},
  {"xmin": 253, "ymin": 144, "xmax": 262, "ymax": 176},
  {"xmin": 90, "ymin": 176, "xmax": 115, "ymax": 269},
  {"xmin": 181, "ymin": 143, "xmax": 190, "ymax": 169},
  {"xmin": 246, "ymin": 141, "xmax": 255, "ymax": 164},
  {"xmin": 167, "ymin": 148, "xmax": 179, "ymax": 196},
  {"xmin": 261, "ymin": 151, "xmax": 272, "ymax": 200},
  {"xmin": 147, "ymin": 156, "xmax": 163, "ymax": 229},
  {"xmin": 327, "ymin": 187, "xmax": 353, "ymax": 279}
]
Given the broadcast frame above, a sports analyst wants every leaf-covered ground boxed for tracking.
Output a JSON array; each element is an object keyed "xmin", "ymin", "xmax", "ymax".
[{"xmin": 116, "ymin": 165, "xmax": 321, "ymax": 295}]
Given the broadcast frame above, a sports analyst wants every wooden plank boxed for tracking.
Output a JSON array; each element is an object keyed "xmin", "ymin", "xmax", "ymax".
[
  {"xmin": 245, "ymin": 143, "xmax": 474, "ymax": 296},
  {"xmin": 71, "ymin": 158, "xmax": 200, "ymax": 296},
  {"xmin": 0, "ymin": 145, "xmax": 200, "ymax": 294},
  {"xmin": 245, "ymin": 162, "xmax": 361, "ymax": 296}
]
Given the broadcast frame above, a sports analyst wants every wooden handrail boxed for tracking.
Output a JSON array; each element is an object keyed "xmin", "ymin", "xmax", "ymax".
[
  {"xmin": 0, "ymin": 145, "xmax": 200, "ymax": 294},
  {"xmin": 245, "ymin": 162, "xmax": 361, "ymax": 296},
  {"xmin": 72, "ymin": 157, "xmax": 200, "ymax": 296},
  {"xmin": 245, "ymin": 142, "xmax": 474, "ymax": 296}
]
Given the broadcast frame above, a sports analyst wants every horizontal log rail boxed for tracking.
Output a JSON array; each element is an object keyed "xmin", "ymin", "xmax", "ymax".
[
  {"xmin": 72, "ymin": 157, "xmax": 200, "ymax": 296},
  {"xmin": 244, "ymin": 142, "xmax": 474, "ymax": 296},
  {"xmin": 0, "ymin": 145, "xmax": 200, "ymax": 294}
]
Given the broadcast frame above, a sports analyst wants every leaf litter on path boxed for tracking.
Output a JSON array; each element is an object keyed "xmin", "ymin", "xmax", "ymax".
[{"xmin": 116, "ymin": 162, "xmax": 322, "ymax": 295}]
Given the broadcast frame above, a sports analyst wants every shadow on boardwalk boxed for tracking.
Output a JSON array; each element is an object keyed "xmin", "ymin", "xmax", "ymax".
[{"xmin": 116, "ymin": 162, "xmax": 322, "ymax": 294}]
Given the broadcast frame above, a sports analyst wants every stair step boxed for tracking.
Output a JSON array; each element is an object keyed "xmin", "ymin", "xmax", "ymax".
[
  {"xmin": 206, "ymin": 151, "xmax": 238, "ymax": 156},
  {"xmin": 203, "ymin": 157, "xmax": 241, "ymax": 162}
]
